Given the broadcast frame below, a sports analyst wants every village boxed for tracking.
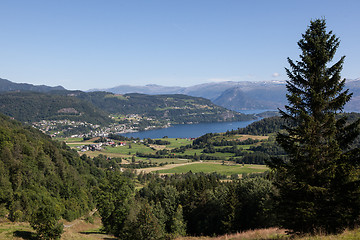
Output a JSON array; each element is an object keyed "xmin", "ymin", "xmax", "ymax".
[
  {"xmin": 78, "ymin": 139, "xmax": 126, "ymax": 152},
  {"xmin": 31, "ymin": 114, "xmax": 170, "ymax": 138}
]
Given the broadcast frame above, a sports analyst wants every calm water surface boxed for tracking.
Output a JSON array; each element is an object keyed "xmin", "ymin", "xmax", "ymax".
[{"xmin": 120, "ymin": 119, "xmax": 258, "ymax": 139}]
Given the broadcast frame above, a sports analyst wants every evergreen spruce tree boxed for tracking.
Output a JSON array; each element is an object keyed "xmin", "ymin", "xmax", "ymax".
[{"xmin": 268, "ymin": 19, "xmax": 360, "ymax": 234}]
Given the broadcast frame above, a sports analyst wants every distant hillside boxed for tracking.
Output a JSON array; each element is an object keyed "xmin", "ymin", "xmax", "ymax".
[
  {"xmin": 91, "ymin": 81, "xmax": 243, "ymax": 100},
  {"xmin": 0, "ymin": 91, "xmax": 111, "ymax": 125},
  {"xmin": 230, "ymin": 112, "xmax": 360, "ymax": 137},
  {"xmin": 89, "ymin": 81, "xmax": 289, "ymax": 110},
  {"xmin": 0, "ymin": 78, "xmax": 65, "ymax": 92},
  {"xmin": 97, "ymin": 81, "xmax": 290, "ymax": 110},
  {"xmin": 344, "ymin": 80, "xmax": 360, "ymax": 112},
  {"xmin": 0, "ymin": 79, "xmax": 255, "ymax": 125},
  {"xmin": 70, "ymin": 91, "xmax": 255, "ymax": 124},
  {"xmin": 96, "ymin": 79, "xmax": 360, "ymax": 112},
  {"xmin": 90, "ymin": 84, "xmax": 185, "ymax": 95},
  {"xmin": 213, "ymin": 83, "xmax": 287, "ymax": 111}
]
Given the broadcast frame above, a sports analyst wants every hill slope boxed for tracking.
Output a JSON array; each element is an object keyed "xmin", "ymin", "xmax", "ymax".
[
  {"xmin": 0, "ymin": 91, "xmax": 111, "ymax": 125},
  {"xmin": 0, "ymin": 113, "xmax": 102, "ymax": 222},
  {"xmin": 71, "ymin": 91, "xmax": 255, "ymax": 124},
  {"xmin": 213, "ymin": 84, "xmax": 287, "ymax": 110},
  {"xmin": 0, "ymin": 78, "xmax": 65, "ymax": 92},
  {"xmin": 95, "ymin": 79, "xmax": 360, "ymax": 112},
  {"xmin": 0, "ymin": 78, "xmax": 255, "ymax": 127}
]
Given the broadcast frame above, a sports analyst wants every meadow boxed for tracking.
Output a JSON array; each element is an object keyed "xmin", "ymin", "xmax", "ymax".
[
  {"xmin": 156, "ymin": 162, "xmax": 268, "ymax": 175},
  {"xmin": 2, "ymin": 219, "xmax": 360, "ymax": 240},
  {"xmin": 61, "ymin": 134, "xmax": 273, "ymax": 177}
]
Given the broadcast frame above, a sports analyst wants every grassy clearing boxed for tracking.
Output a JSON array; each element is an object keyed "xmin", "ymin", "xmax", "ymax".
[
  {"xmin": 56, "ymin": 137, "xmax": 84, "ymax": 143},
  {"xmin": 295, "ymin": 228, "xmax": 360, "ymax": 240},
  {"xmin": 162, "ymin": 138, "xmax": 193, "ymax": 148},
  {"xmin": 177, "ymin": 228, "xmax": 287, "ymax": 240},
  {"xmin": 103, "ymin": 143, "xmax": 155, "ymax": 155},
  {"xmin": 63, "ymin": 135, "xmax": 270, "ymax": 163},
  {"xmin": 156, "ymin": 162, "xmax": 268, "ymax": 175},
  {"xmin": 177, "ymin": 227, "xmax": 360, "ymax": 240},
  {"xmin": 66, "ymin": 143, "xmax": 86, "ymax": 148},
  {"xmin": 80, "ymin": 151, "xmax": 126, "ymax": 159},
  {"xmin": 2, "ymin": 220, "xmax": 360, "ymax": 240},
  {"xmin": 105, "ymin": 94, "xmax": 127, "ymax": 100},
  {"xmin": 0, "ymin": 216, "xmax": 116, "ymax": 240},
  {"xmin": 145, "ymin": 158, "xmax": 191, "ymax": 164},
  {"xmin": 233, "ymin": 134, "xmax": 269, "ymax": 141},
  {"xmin": 210, "ymin": 134, "xmax": 269, "ymax": 142},
  {"xmin": 0, "ymin": 221, "xmax": 35, "ymax": 240}
]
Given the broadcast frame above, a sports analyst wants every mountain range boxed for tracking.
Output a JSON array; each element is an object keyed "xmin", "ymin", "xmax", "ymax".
[
  {"xmin": 91, "ymin": 79, "xmax": 360, "ymax": 112},
  {"xmin": 0, "ymin": 78, "xmax": 253, "ymax": 128},
  {"xmin": 1, "ymin": 77, "xmax": 359, "ymax": 113}
]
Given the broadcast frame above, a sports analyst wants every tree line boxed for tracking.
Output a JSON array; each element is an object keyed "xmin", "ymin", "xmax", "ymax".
[{"xmin": 95, "ymin": 171, "xmax": 276, "ymax": 239}]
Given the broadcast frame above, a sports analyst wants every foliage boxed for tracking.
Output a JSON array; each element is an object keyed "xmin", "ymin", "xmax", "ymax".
[
  {"xmin": 95, "ymin": 171, "xmax": 134, "ymax": 237},
  {"xmin": 227, "ymin": 116, "xmax": 285, "ymax": 136},
  {"xmin": 0, "ymin": 113, "xmax": 105, "ymax": 222},
  {"xmin": 0, "ymin": 91, "xmax": 111, "ymax": 125},
  {"xmin": 74, "ymin": 91, "xmax": 255, "ymax": 123},
  {"xmin": 29, "ymin": 203, "xmax": 63, "ymax": 240},
  {"xmin": 137, "ymin": 172, "xmax": 276, "ymax": 236},
  {"xmin": 268, "ymin": 19, "xmax": 360, "ymax": 234},
  {"xmin": 130, "ymin": 202, "xmax": 165, "ymax": 240},
  {"xmin": 0, "ymin": 77, "xmax": 65, "ymax": 93}
]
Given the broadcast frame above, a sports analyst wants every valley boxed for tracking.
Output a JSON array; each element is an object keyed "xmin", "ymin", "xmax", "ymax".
[
  {"xmin": 0, "ymin": 79, "xmax": 256, "ymax": 137},
  {"xmin": 59, "ymin": 121, "xmax": 277, "ymax": 178},
  {"xmin": 2, "ymin": 4, "xmax": 360, "ymax": 239}
]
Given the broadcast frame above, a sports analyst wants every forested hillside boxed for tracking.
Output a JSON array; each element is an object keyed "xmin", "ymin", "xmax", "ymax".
[
  {"xmin": 64, "ymin": 91, "xmax": 255, "ymax": 123},
  {"xmin": 0, "ymin": 92, "xmax": 111, "ymax": 125},
  {"xmin": 0, "ymin": 113, "xmax": 101, "ymax": 222},
  {"xmin": 0, "ymin": 89, "xmax": 254, "ymax": 128},
  {"xmin": 96, "ymin": 79, "xmax": 360, "ymax": 112},
  {"xmin": 0, "ymin": 78, "xmax": 65, "ymax": 92}
]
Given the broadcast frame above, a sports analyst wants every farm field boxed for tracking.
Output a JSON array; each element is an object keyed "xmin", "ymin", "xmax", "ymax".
[
  {"xmin": 155, "ymin": 162, "xmax": 268, "ymax": 175},
  {"xmin": 60, "ymin": 133, "xmax": 277, "ymax": 177},
  {"xmin": 64, "ymin": 134, "xmax": 270, "ymax": 159}
]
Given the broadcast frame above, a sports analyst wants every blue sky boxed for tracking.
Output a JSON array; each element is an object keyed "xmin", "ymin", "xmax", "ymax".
[{"xmin": 1, "ymin": 0, "xmax": 359, "ymax": 90}]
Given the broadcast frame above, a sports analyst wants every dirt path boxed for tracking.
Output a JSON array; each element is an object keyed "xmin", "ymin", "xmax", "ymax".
[
  {"xmin": 61, "ymin": 211, "xmax": 116, "ymax": 240},
  {"xmin": 63, "ymin": 209, "xmax": 97, "ymax": 228}
]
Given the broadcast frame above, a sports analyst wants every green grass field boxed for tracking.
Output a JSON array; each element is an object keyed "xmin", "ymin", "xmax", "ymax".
[
  {"xmin": 161, "ymin": 138, "xmax": 193, "ymax": 148},
  {"xmin": 56, "ymin": 137, "xmax": 84, "ymax": 142},
  {"xmin": 156, "ymin": 163, "xmax": 268, "ymax": 175},
  {"xmin": 103, "ymin": 143, "xmax": 156, "ymax": 155},
  {"xmin": 61, "ymin": 136, "xmax": 272, "ymax": 167},
  {"xmin": 146, "ymin": 158, "xmax": 191, "ymax": 164}
]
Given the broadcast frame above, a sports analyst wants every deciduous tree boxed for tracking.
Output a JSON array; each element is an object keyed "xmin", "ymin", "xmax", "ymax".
[
  {"xmin": 30, "ymin": 203, "xmax": 63, "ymax": 240},
  {"xmin": 95, "ymin": 171, "xmax": 134, "ymax": 236}
]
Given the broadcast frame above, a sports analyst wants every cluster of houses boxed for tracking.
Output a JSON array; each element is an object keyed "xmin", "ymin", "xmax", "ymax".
[
  {"xmin": 32, "ymin": 114, "xmax": 167, "ymax": 138},
  {"xmin": 32, "ymin": 119, "xmax": 138, "ymax": 138},
  {"xmin": 78, "ymin": 140, "xmax": 127, "ymax": 152}
]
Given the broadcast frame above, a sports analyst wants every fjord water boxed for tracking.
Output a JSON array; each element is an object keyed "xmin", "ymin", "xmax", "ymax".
[{"xmin": 120, "ymin": 119, "xmax": 258, "ymax": 139}]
